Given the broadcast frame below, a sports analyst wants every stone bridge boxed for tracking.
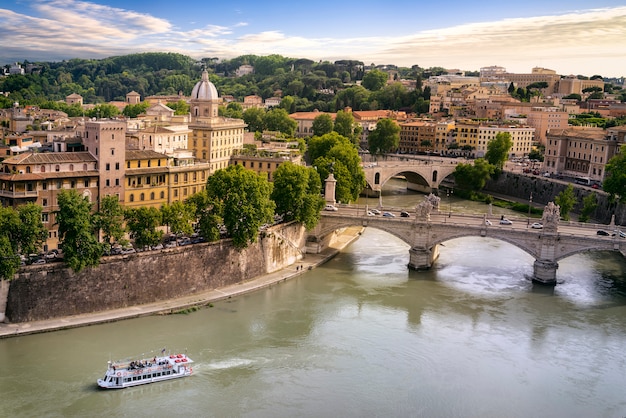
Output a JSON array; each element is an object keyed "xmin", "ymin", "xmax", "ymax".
[
  {"xmin": 307, "ymin": 202, "xmax": 626, "ymax": 285},
  {"xmin": 362, "ymin": 158, "xmax": 466, "ymax": 194}
]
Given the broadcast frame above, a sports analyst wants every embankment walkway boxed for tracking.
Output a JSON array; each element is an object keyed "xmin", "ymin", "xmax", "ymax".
[{"xmin": 0, "ymin": 227, "xmax": 363, "ymax": 339}]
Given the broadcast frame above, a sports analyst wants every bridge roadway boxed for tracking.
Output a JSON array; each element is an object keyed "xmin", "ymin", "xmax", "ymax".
[{"xmin": 309, "ymin": 206, "xmax": 626, "ymax": 285}]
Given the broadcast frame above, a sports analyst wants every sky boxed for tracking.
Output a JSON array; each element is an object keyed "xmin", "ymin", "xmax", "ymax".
[{"xmin": 1, "ymin": 0, "xmax": 625, "ymax": 78}]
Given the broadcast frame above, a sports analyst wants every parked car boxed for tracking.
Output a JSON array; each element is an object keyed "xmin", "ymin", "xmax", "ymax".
[
  {"xmin": 614, "ymin": 230, "xmax": 626, "ymax": 238},
  {"xmin": 324, "ymin": 204, "xmax": 338, "ymax": 211},
  {"xmin": 151, "ymin": 243, "xmax": 164, "ymax": 250},
  {"xmin": 367, "ymin": 210, "xmax": 376, "ymax": 216},
  {"xmin": 530, "ymin": 222, "xmax": 543, "ymax": 229},
  {"xmin": 485, "ymin": 219, "xmax": 492, "ymax": 226},
  {"xmin": 597, "ymin": 230, "xmax": 610, "ymax": 236},
  {"xmin": 400, "ymin": 211, "xmax": 410, "ymax": 218},
  {"xmin": 31, "ymin": 258, "xmax": 46, "ymax": 264},
  {"xmin": 164, "ymin": 241, "xmax": 177, "ymax": 248},
  {"xmin": 370, "ymin": 209, "xmax": 381, "ymax": 215},
  {"xmin": 382, "ymin": 212, "xmax": 395, "ymax": 218},
  {"xmin": 499, "ymin": 218, "xmax": 513, "ymax": 225}
]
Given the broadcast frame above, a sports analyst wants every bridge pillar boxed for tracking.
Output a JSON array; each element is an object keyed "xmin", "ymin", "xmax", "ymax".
[
  {"xmin": 532, "ymin": 259, "xmax": 558, "ymax": 285},
  {"xmin": 408, "ymin": 245, "xmax": 440, "ymax": 270}
]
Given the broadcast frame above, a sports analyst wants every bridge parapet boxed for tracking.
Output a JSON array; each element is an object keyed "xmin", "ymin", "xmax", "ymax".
[{"xmin": 311, "ymin": 207, "xmax": 626, "ymax": 285}]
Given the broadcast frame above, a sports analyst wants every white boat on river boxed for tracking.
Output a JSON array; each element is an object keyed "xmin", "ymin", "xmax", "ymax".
[{"xmin": 97, "ymin": 351, "xmax": 194, "ymax": 389}]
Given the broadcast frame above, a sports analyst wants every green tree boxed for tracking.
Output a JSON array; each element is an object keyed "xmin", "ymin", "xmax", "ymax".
[
  {"xmin": 93, "ymin": 195, "xmax": 127, "ymax": 247},
  {"xmin": 161, "ymin": 200, "xmax": 195, "ymax": 237},
  {"xmin": 312, "ymin": 113, "xmax": 334, "ymax": 137},
  {"xmin": 362, "ymin": 69, "xmax": 388, "ymax": 91},
  {"xmin": 243, "ymin": 107, "xmax": 266, "ymax": 133},
  {"xmin": 485, "ymin": 132, "xmax": 513, "ymax": 170},
  {"xmin": 207, "ymin": 165, "xmax": 275, "ymax": 248},
  {"xmin": 333, "ymin": 109, "xmax": 361, "ymax": 145},
  {"xmin": 453, "ymin": 159, "xmax": 495, "ymax": 191},
  {"xmin": 124, "ymin": 207, "xmax": 163, "ymax": 249},
  {"xmin": 87, "ymin": 103, "xmax": 120, "ymax": 118},
  {"xmin": 264, "ymin": 108, "xmax": 297, "ymax": 136},
  {"xmin": 56, "ymin": 190, "xmax": 103, "ymax": 272},
  {"xmin": 167, "ymin": 100, "xmax": 190, "ymax": 115},
  {"xmin": 308, "ymin": 131, "xmax": 347, "ymax": 163},
  {"xmin": 271, "ymin": 162, "xmax": 325, "ymax": 229},
  {"xmin": 220, "ymin": 102, "xmax": 243, "ymax": 119},
  {"xmin": 122, "ymin": 102, "xmax": 150, "ymax": 118},
  {"xmin": 603, "ymin": 146, "xmax": 626, "ymax": 203},
  {"xmin": 0, "ymin": 207, "xmax": 22, "ymax": 280},
  {"xmin": 16, "ymin": 203, "xmax": 48, "ymax": 256},
  {"xmin": 368, "ymin": 118, "xmax": 400, "ymax": 155},
  {"xmin": 185, "ymin": 190, "xmax": 222, "ymax": 242},
  {"xmin": 578, "ymin": 193, "xmax": 598, "ymax": 223},
  {"xmin": 554, "ymin": 185, "xmax": 576, "ymax": 221}
]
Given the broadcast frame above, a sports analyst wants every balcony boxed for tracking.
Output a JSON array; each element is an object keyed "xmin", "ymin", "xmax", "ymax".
[{"xmin": 0, "ymin": 189, "xmax": 39, "ymax": 198}]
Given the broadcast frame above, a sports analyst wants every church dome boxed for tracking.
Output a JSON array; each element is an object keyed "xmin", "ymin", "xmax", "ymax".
[{"xmin": 190, "ymin": 70, "xmax": 219, "ymax": 101}]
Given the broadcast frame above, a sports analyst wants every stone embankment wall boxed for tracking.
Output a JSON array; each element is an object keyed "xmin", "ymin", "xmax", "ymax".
[
  {"xmin": 485, "ymin": 172, "xmax": 625, "ymax": 225},
  {"xmin": 5, "ymin": 223, "xmax": 306, "ymax": 323}
]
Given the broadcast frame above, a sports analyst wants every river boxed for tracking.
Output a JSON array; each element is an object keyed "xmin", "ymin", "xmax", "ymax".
[{"xmin": 1, "ymin": 181, "xmax": 625, "ymax": 417}]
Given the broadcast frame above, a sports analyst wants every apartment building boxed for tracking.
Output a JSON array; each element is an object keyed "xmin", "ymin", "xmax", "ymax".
[
  {"xmin": 526, "ymin": 107, "xmax": 569, "ymax": 145},
  {"xmin": 0, "ymin": 151, "xmax": 99, "ymax": 251},
  {"xmin": 398, "ymin": 121, "xmax": 436, "ymax": 154},
  {"xmin": 456, "ymin": 121, "xmax": 534, "ymax": 158},
  {"xmin": 543, "ymin": 126, "xmax": 624, "ymax": 181}
]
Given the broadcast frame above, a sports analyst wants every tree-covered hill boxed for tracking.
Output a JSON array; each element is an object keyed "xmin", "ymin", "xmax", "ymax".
[{"xmin": 0, "ymin": 52, "xmax": 435, "ymax": 113}]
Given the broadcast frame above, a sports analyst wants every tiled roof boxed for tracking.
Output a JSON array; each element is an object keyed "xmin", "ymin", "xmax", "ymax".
[{"xmin": 2, "ymin": 152, "xmax": 96, "ymax": 165}]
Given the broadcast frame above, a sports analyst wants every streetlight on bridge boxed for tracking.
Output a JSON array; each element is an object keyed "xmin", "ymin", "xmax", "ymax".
[
  {"xmin": 447, "ymin": 188, "xmax": 453, "ymax": 217},
  {"xmin": 527, "ymin": 192, "xmax": 533, "ymax": 227}
]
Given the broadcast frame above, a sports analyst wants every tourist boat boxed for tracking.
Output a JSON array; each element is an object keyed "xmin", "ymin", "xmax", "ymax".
[{"xmin": 97, "ymin": 351, "xmax": 194, "ymax": 389}]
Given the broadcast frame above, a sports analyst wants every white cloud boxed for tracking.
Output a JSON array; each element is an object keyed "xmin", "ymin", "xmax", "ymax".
[{"xmin": 0, "ymin": 2, "xmax": 624, "ymax": 76}]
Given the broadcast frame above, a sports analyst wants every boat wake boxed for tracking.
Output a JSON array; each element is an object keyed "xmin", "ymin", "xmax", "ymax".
[{"xmin": 206, "ymin": 358, "xmax": 255, "ymax": 370}]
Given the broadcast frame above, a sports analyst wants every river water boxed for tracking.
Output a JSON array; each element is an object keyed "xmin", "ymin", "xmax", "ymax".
[{"xmin": 1, "ymin": 181, "xmax": 626, "ymax": 418}]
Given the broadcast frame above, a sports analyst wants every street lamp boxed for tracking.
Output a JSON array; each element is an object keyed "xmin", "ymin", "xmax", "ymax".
[
  {"xmin": 447, "ymin": 188, "xmax": 453, "ymax": 217},
  {"xmin": 527, "ymin": 192, "xmax": 533, "ymax": 226}
]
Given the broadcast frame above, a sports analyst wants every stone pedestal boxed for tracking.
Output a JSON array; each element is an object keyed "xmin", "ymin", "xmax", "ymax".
[
  {"xmin": 532, "ymin": 259, "xmax": 558, "ymax": 285},
  {"xmin": 324, "ymin": 173, "xmax": 337, "ymax": 205}
]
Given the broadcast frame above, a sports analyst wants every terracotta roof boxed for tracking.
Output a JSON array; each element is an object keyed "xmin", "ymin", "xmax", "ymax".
[
  {"xmin": 2, "ymin": 152, "xmax": 96, "ymax": 165},
  {"xmin": 126, "ymin": 149, "xmax": 169, "ymax": 160}
]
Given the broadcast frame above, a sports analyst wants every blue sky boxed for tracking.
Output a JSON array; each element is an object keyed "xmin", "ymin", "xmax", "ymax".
[{"xmin": 1, "ymin": 0, "xmax": 625, "ymax": 77}]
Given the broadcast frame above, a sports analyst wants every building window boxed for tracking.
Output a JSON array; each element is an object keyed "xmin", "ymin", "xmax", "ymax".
[
  {"xmin": 71, "ymin": 180, "xmax": 76, "ymax": 188},
  {"xmin": 106, "ymin": 163, "xmax": 110, "ymax": 171},
  {"xmin": 160, "ymin": 191, "xmax": 165, "ymax": 199},
  {"xmin": 115, "ymin": 162, "xmax": 120, "ymax": 170},
  {"xmin": 150, "ymin": 192, "xmax": 155, "ymax": 200},
  {"xmin": 127, "ymin": 162, "xmax": 131, "ymax": 169},
  {"xmin": 42, "ymin": 198, "xmax": 48, "ymax": 206},
  {"xmin": 40, "ymin": 166, "xmax": 45, "ymax": 173},
  {"xmin": 84, "ymin": 179, "xmax": 89, "ymax": 187},
  {"xmin": 42, "ymin": 213, "xmax": 49, "ymax": 223},
  {"xmin": 42, "ymin": 182, "xmax": 47, "ymax": 190},
  {"xmin": 55, "ymin": 165, "xmax": 60, "ymax": 172},
  {"xmin": 105, "ymin": 179, "xmax": 110, "ymax": 187},
  {"xmin": 115, "ymin": 179, "xmax": 119, "ymax": 186},
  {"xmin": 140, "ymin": 193, "xmax": 145, "ymax": 201},
  {"xmin": 57, "ymin": 181, "xmax": 62, "ymax": 189},
  {"xmin": 174, "ymin": 189, "xmax": 178, "ymax": 197},
  {"xmin": 111, "ymin": 148, "xmax": 115, "ymax": 155},
  {"xmin": 69, "ymin": 164, "xmax": 74, "ymax": 171},
  {"xmin": 129, "ymin": 194, "xmax": 134, "ymax": 202}
]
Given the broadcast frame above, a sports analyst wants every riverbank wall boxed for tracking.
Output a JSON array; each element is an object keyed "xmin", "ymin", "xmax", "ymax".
[
  {"xmin": 484, "ymin": 172, "xmax": 624, "ymax": 225},
  {"xmin": 4, "ymin": 222, "xmax": 307, "ymax": 323}
]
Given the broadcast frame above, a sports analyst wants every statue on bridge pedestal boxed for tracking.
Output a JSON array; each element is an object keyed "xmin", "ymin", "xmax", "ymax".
[
  {"xmin": 415, "ymin": 194, "xmax": 439, "ymax": 221},
  {"xmin": 541, "ymin": 202, "xmax": 560, "ymax": 231}
]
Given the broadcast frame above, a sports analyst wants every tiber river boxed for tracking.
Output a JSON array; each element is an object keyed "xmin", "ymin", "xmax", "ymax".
[{"xmin": 1, "ymin": 181, "xmax": 626, "ymax": 418}]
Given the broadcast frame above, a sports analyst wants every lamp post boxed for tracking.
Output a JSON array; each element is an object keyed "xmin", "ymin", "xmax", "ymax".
[
  {"xmin": 527, "ymin": 192, "xmax": 533, "ymax": 227},
  {"xmin": 447, "ymin": 188, "xmax": 453, "ymax": 217}
]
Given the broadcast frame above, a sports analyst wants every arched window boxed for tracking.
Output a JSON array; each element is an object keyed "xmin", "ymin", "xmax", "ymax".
[
  {"xmin": 69, "ymin": 164, "xmax": 74, "ymax": 171},
  {"xmin": 160, "ymin": 191, "xmax": 165, "ymax": 199},
  {"xmin": 129, "ymin": 194, "xmax": 134, "ymax": 202},
  {"xmin": 40, "ymin": 166, "xmax": 45, "ymax": 173},
  {"xmin": 55, "ymin": 165, "xmax": 60, "ymax": 172},
  {"xmin": 374, "ymin": 173, "xmax": 381, "ymax": 185},
  {"xmin": 26, "ymin": 166, "xmax": 31, "ymax": 173},
  {"xmin": 140, "ymin": 193, "xmax": 145, "ymax": 201},
  {"xmin": 150, "ymin": 192, "xmax": 155, "ymax": 200}
]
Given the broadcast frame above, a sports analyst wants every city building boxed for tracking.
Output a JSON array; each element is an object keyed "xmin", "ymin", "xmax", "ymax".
[
  {"xmin": 187, "ymin": 70, "xmax": 246, "ymax": 172},
  {"xmin": 543, "ymin": 127, "xmax": 618, "ymax": 182},
  {"xmin": 455, "ymin": 121, "xmax": 534, "ymax": 158}
]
